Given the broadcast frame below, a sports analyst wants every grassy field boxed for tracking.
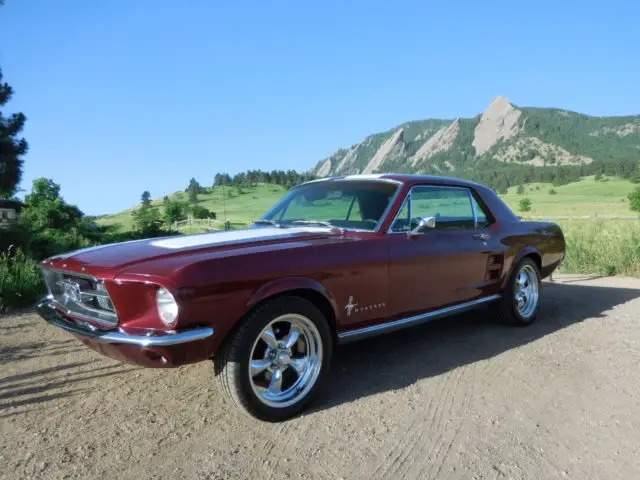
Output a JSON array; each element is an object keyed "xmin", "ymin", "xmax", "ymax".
[
  {"xmin": 501, "ymin": 176, "xmax": 640, "ymax": 276},
  {"xmin": 99, "ymin": 175, "xmax": 637, "ymax": 231},
  {"xmin": 96, "ymin": 175, "xmax": 640, "ymax": 276},
  {"xmin": 98, "ymin": 184, "xmax": 289, "ymax": 231},
  {"xmin": 501, "ymin": 176, "xmax": 636, "ymax": 216}
]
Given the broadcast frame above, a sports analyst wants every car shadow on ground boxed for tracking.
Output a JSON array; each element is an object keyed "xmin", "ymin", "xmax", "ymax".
[
  {"xmin": 0, "ymin": 339, "xmax": 88, "ymax": 363},
  {"xmin": 310, "ymin": 281, "xmax": 640, "ymax": 414},
  {"xmin": 0, "ymin": 358, "xmax": 137, "ymax": 415}
]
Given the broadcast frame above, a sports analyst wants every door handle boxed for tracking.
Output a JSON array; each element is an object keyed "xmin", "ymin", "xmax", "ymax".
[{"xmin": 473, "ymin": 233, "xmax": 490, "ymax": 241}]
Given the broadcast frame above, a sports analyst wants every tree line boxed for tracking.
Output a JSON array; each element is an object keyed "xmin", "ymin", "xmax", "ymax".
[
  {"xmin": 212, "ymin": 169, "xmax": 316, "ymax": 189},
  {"xmin": 461, "ymin": 158, "xmax": 640, "ymax": 194},
  {"xmin": 130, "ymin": 169, "xmax": 317, "ymax": 233}
]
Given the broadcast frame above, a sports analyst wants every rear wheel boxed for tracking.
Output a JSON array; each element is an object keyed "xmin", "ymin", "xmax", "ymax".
[
  {"xmin": 214, "ymin": 296, "xmax": 332, "ymax": 421},
  {"xmin": 495, "ymin": 257, "xmax": 541, "ymax": 326}
]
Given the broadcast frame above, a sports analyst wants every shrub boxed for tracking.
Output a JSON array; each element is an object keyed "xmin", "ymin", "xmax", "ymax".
[
  {"xmin": 0, "ymin": 246, "xmax": 44, "ymax": 312},
  {"xmin": 549, "ymin": 188, "xmax": 557, "ymax": 195},
  {"xmin": 516, "ymin": 185, "xmax": 525, "ymax": 195},
  {"xmin": 27, "ymin": 228, "xmax": 93, "ymax": 261},
  {"xmin": 189, "ymin": 204, "xmax": 216, "ymax": 219},
  {"xmin": 628, "ymin": 186, "xmax": 640, "ymax": 212},
  {"xmin": 164, "ymin": 198, "xmax": 188, "ymax": 224},
  {"xmin": 519, "ymin": 198, "xmax": 532, "ymax": 212}
]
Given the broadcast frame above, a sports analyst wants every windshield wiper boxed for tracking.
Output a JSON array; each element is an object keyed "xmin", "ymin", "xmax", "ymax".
[
  {"xmin": 291, "ymin": 220, "xmax": 344, "ymax": 232},
  {"xmin": 253, "ymin": 219, "xmax": 282, "ymax": 228}
]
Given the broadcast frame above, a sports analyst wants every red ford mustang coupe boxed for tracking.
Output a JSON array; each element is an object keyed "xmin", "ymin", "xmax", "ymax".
[{"xmin": 37, "ymin": 174, "xmax": 565, "ymax": 421}]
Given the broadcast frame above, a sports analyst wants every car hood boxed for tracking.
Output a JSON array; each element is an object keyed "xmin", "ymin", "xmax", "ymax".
[{"xmin": 42, "ymin": 226, "xmax": 346, "ymax": 276}]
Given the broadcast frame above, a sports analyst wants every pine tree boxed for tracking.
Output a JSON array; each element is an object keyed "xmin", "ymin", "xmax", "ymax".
[
  {"xmin": 187, "ymin": 178, "xmax": 200, "ymax": 203},
  {"xmin": 0, "ymin": 68, "xmax": 28, "ymax": 198}
]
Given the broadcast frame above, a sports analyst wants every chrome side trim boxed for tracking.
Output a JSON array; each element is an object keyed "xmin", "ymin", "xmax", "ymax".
[
  {"xmin": 337, "ymin": 294, "xmax": 501, "ymax": 343},
  {"xmin": 37, "ymin": 299, "xmax": 214, "ymax": 347}
]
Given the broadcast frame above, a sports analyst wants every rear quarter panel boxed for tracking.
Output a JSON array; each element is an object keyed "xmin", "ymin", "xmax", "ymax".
[
  {"xmin": 473, "ymin": 184, "xmax": 565, "ymax": 285},
  {"xmin": 498, "ymin": 220, "xmax": 566, "ymax": 285}
]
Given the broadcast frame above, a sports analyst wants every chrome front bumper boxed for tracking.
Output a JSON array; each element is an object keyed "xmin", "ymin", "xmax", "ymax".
[{"xmin": 36, "ymin": 298, "xmax": 214, "ymax": 347}]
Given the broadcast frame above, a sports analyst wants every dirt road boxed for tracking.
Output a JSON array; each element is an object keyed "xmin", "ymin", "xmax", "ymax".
[{"xmin": 2, "ymin": 275, "xmax": 640, "ymax": 479}]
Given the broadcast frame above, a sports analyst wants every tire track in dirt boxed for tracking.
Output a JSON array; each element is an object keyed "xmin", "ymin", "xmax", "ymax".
[
  {"xmin": 408, "ymin": 364, "xmax": 475, "ymax": 480},
  {"xmin": 265, "ymin": 417, "xmax": 308, "ymax": 480},
  {"xmin": 418, "ymin": 362, "xmax": 477, "ymax": 479},
  {"xmin": 245, "ymin": 421, "xmax": 294, "ymax": 477},
  {"xmin": 370, "ymin": 362, "xmax": 474, "ymax": 480},
  {"xmin": 368, "ymin": 377, "xmax": 444, "ymax": 479}
]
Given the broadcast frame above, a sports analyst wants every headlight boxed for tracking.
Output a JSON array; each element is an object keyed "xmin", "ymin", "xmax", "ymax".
[{"xmin": 156, "ymin": 287, "xmax": 179, "ymax": 326}]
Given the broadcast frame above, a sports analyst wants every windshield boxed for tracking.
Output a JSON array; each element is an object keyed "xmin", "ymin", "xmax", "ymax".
[{"xmin": 259, "ymin": 180, "xmax": 400, "ymax": 231}]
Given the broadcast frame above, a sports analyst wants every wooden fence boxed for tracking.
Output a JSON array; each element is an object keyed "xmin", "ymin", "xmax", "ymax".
[{"xmin": 171, "ymin": 218, "xmax": 251, "ymax": 231}]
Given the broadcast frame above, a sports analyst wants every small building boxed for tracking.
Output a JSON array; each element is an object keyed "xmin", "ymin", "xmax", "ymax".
[{"xmin": 0, "ymin": 199, "xmax": 23, "ymax": 228}]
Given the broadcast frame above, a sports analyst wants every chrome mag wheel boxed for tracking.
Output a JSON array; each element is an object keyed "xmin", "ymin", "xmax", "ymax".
[
  {"xmin": 514, "ymin": 264, "xmax": 539, "ymax": 319},
  {"xmin": 249, "ymin": 313, "xmax": 323, "ymax": 409}
]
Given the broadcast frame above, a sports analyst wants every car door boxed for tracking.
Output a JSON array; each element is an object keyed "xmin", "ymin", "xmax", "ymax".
[{"xmin": 387, "ymin": 184, "xmax": 498, "ymax": 319}]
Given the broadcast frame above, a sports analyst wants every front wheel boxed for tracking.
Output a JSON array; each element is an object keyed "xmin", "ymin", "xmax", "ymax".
[
  {"xmin": 494, "ymin": 257, "xmax": 541, "ymax": 326},
  {"xmin": 214, "ymin": 296, "xmax": 332, "ymax": 422}
]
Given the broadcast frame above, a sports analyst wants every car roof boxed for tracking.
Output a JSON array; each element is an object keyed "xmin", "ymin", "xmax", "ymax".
[{"xmin": 302, "ymin": 173, "xmax": 483, "ymax": 189}]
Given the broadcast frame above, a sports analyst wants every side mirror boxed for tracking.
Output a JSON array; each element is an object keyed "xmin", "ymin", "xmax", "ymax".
[{"xmin": 409, "ymin": 216, "xmax": 436, "ymax": 236}]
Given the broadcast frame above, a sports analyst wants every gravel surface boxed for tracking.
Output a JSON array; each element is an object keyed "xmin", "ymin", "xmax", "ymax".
[{"xmin": 2, "ymin": 274, "xmax": 640, "ymax": 480}]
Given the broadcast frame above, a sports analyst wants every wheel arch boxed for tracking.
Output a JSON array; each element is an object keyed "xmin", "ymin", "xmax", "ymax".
[
  {"xmin": 502, "ymin": 247, "xmax": 542, "ymax": 289},
  {"xmin": 245, "ymin": 277, "xmax": 339, "ymax": 340}
]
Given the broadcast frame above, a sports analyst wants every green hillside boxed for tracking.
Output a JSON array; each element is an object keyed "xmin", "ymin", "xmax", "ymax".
[
  {"xmin": 99, "ymin": 176, "xmax": 638, "ymax": 233},
  {"xmin": 98, "ymin": 184, "xmax": 289, "ymax": 232},
  {"xmin": 502, "ymin": 176, "xmax": 637, "ymax": 216},
  {"xmin": 312, "ymin": 96, "xmax": 640, "ymax": 191}
]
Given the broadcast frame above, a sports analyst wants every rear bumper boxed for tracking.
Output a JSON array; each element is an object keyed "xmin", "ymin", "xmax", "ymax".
[{"xmin": 36, "ymin": 298, "xmax": 216, "ymax": 367}]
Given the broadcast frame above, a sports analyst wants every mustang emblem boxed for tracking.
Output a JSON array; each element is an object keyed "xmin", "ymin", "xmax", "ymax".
[
  {"xmin": 345, "ymin": 296, "xmax": 358, "ymax": 316},
  {"xmin": 345, "ymin": 296, "xmax": 386, "ymax": 316}
]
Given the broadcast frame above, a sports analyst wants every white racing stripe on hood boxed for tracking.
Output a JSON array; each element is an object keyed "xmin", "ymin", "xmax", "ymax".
[{"xmin": 150, "ymin": 226, "xmax": 330, "ymax": 250}]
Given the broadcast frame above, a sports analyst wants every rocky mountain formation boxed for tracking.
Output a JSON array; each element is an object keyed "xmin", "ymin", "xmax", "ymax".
[{"xmin": 311, "ymin": 96, "xmax": 640, "ymax": 178}]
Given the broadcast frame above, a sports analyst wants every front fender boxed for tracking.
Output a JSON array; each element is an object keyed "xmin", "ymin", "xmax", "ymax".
[{"xmin": 246, "ymin": 276, "xmax": 337, "ymax": 314}]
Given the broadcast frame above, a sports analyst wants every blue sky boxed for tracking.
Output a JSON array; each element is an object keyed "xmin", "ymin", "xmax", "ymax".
[{"xmin": 1, "ymin": 0, "xmax": 639, "ymax": 215}]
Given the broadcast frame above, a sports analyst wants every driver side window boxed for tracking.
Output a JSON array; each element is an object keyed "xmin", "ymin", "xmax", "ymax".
[{"xmin": 391, "ymin": 186, "xmax": 487, "ymax": 231}]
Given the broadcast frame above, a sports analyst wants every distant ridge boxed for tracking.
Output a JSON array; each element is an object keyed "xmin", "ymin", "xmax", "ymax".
[{"xmin": 310, "ymin": 96, "xmax": 640, "ymax": 189}]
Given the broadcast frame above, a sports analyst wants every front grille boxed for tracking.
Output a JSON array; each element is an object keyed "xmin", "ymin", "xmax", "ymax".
[{"xmin": 41, "ymin": 267, "xmax": 119, "ymax": 326}]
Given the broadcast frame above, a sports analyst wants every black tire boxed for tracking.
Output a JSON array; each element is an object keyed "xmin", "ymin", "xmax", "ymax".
[
  {"xmin": 214, "ymin": 296, "xmax": 333, "ymax": 422},
  {"xmin": 494, "ymin": 257, "xmax": 541, "ymax": 326}
]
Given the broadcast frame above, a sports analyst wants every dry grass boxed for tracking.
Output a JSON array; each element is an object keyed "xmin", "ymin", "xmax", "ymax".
[{"xmin": 554, "ymin": 219, "xmax": 640, "ymax": 276}]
